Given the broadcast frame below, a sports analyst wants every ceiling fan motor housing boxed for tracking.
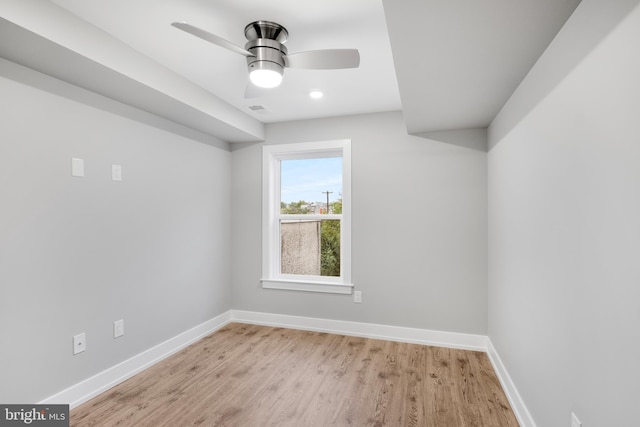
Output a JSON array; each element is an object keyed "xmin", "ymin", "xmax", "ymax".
[{"xmin": 244, "ymin": 21, "xmax": 288, "ymax": 76}]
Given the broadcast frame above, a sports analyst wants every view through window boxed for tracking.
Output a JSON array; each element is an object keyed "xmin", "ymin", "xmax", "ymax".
[{"xmin": 280, "ymin": 157, "xmax": 342, "ymax": 277}]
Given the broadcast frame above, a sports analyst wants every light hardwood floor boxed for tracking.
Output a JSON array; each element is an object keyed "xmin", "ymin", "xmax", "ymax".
[{"xmin": 71, "ymin": 323, "xmax": 519, "ymax": 426}]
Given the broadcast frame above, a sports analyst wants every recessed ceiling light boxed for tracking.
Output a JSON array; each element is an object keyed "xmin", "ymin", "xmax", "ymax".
[{"xmin": 309, "ymin": 90, "xmax": 324, "ymax": 99}]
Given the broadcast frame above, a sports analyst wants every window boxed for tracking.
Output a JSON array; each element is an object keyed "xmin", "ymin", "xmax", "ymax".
[{"xmin": 262, "ymin": 140, "xmax": 352, "ymax": 294}]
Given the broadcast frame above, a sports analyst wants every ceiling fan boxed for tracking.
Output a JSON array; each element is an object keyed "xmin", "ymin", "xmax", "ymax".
[{"xmin": 171, "ymin": 20, "xmax": 360, "ymax": 91}]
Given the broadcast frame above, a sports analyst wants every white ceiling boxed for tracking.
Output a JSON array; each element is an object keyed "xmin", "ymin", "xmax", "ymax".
[
  {"xmin": 383, "ymin": 0, "xmax": 582, "ymax": 134},
  {"xmin": 49, "ymin": 0, "xmax": 402, "ymax": 124},
  {"xmin": 0, "ymin": 0, "xmax": 581, "ymax": 143}
]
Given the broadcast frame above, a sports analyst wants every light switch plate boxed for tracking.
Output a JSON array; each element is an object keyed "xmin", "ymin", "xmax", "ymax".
[{"xmin": 71, "ymin": 158, "xmax": 84, "ymax": 177}]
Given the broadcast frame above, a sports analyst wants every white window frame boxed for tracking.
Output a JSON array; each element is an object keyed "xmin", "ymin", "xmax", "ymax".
[{"xmin": 261, "ymin": 140, "xmax": 352, "ymax": 294}]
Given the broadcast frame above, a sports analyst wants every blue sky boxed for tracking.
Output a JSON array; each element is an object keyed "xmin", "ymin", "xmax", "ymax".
[{"xmin": 280, "ymin": 157, "xmax": 342, "ymax": 204}]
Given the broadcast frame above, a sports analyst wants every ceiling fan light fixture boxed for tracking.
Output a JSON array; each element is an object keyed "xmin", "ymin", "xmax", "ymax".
[
  {"xmin": 249, "ymin": 61, "xmax": 284, "ymax": 89},
  {"xmin": 249, "ymin": 67, "xmax": 283, "ymax": 88}
]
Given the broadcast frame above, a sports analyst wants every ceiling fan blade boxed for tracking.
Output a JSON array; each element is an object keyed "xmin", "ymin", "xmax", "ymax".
[
  {"xmin": 171, "ymin": 22, "xmax": 254, "ymax": 57},
  {"xmin": 285, "ymin": 49, "xmax": 360, "ymax": 70}
]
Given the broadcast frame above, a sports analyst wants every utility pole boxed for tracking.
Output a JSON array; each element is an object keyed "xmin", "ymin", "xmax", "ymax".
[{"xmin": 322, "ymin": 191, "xmax": 333, "ymax": 214}]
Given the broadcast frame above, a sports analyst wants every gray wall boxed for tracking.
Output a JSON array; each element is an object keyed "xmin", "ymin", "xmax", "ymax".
[
  {"xmin": 0, "ymin": 59, "xmax": 232, "ymax": 403},
  {"xmin": 231, "ymin": 111, "xmax": 488, "ymax": 334},
  {"xmin": 488, "ymin": 1, "xmax": 640, "ymax": 426}
]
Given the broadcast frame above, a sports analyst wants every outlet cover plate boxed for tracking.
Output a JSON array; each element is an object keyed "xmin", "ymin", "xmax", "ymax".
[
  {"xmin": 114, "ymin": 319, "xmax": 124, "ymax": 338},
  {"xmin": 112, "ymin": 164, "xmax": 122, "ymax": 181},
  {"xmin": 353, "ymin": 290, "xmax": 362, "ymax": 303},
  {"xmin": 73, "ymin": 332, "xmax": 86, "ymax": 355}
]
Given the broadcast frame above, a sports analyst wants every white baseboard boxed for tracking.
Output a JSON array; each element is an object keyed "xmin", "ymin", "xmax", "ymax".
[
  {"xmin": 487, "ymin": 338, "xmax": 536, "ymax": 427},
  {"xmin": 230, "ymin": 310, "xmax": 488, "ymax": 351},
  {"xmin": 39, "ymin": 311, "xmax": 232, "ymax": 409}
]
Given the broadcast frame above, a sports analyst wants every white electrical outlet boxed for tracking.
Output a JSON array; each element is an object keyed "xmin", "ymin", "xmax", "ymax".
[
  {"xmin": 353, "ymin": 290, "xmax": 362, "ymax": 303},
  {"xmin": 73, "ymin": 333, "xmax": 86, "ymax": 355},
  {"xmin": 111, "ymin": 164, "xmax": 122, "ymax": 181},
  {"xmin": 571, "ymin": 412, "xmax": 582, "ymax": 427},
  {"xmin": 114, "ymin": 319, "xmax": 124, "ymax": 338}
]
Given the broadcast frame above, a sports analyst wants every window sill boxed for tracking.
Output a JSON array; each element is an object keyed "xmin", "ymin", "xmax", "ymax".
[{"xmin": 260, "ymin": 278, "xmax": 353, "ymax": 294}]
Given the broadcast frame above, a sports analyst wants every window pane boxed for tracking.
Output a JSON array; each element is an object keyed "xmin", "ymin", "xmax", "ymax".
[
  {"xmin": 281, "ymin": 219, "xmax": 341, "ymax": 277},
  {"xmin": 280, "ymin": 157, "xmax": 342, "ymax": 215}
]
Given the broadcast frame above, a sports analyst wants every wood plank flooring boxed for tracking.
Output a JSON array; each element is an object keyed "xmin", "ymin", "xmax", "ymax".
[{"xmin": 71, "ymin": 323, "xmax": 519, "ymax": 426}]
